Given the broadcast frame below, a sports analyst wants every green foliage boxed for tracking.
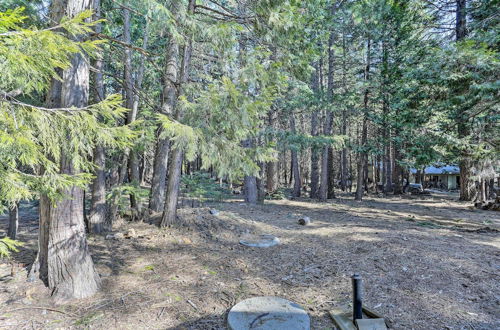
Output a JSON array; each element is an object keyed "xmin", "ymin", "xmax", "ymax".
[
  {"xmin": 157, "ymin": 113, "xmax": 199, "ymax": 161},
  {"xmin": 0, "ymin": 237, "xmax": 23, "ymax": 258},
  {"xmin": 0, "ymin": 8, "xmax": 134, "ymax": 208},
  {"xmin": 181, "ymin": 172, "xmax": 231, "ymax": 202}
]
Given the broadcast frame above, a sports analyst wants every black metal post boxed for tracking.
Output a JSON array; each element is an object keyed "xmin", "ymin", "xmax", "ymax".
[{"xmin": 352, "ymin": 273, "xmax": 363, "ymax": 320}]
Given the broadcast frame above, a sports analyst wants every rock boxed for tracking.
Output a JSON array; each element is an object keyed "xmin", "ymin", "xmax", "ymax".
[
  {"xmin": 105, "ymin": 232, "xmax": 124, "ymax": 240},
  {"xmin": 227, "ymin": 296, "xmax": 310, "ymax": 330},
  {"xmin": 298, "ymin": 216, "xmax": 311, "ymax": 226},
  {"xmin": 126, "ymin": 228, "xmax": 137, "ymax": 238},
  {"xmin": 240, "ymin": 234, "xmax": 280, "ymax": 248},
  {"xmin": 114, "ymin": 232, "xmax": 125, "ymax": 240},
  {"xmin": 209, "ymin": 208, "xmax": 220, "ymax": 216}
]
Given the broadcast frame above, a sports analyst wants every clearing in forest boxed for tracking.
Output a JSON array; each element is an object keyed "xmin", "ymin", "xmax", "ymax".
[{"xmin": 1, "ymin": 192, "xmax": 499, "ymax": 329}]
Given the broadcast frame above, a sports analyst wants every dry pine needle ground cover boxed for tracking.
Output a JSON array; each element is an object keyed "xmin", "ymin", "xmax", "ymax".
[{"xmin": 0, "ymin": 192, "xmax": 499, "ymax": 329}]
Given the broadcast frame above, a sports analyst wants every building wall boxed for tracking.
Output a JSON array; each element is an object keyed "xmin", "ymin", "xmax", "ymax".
[{"xmin": 448, "ymin": 175, "xmax": 458, "ymax": 189}]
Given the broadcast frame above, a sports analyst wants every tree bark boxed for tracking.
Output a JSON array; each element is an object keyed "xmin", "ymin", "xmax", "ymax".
[
  {"xmin": 290, "ymin": 114, "xmax": 301, "ymax": 198},
  {"xmin": 89, "ymin": 145, "xmax": 106, "ymax": 233},
  {"xmin": 340, "ymin": 32, "xmax": 348, "ymax": 192},
  {"xmin": 7, "ymin": 203, "xmax": 18, "ymax": 240},
  {"xmin": 257, "ymin": 162, "xmax": 266, "ymax": 203},
  {"xmin": 310, "ymin": 110, "xmax": 320, "ymax": 198},
  {"xmin": 393, "ymin": 142, "xmax": 403, "ymax": 194},
  {"xmin": 455, "ymin": 0, "xmax": 475, "ymax": 201},
  {"xmin": 310, "ymin": 63, "xmax": 320, "ymax": 198},
  {"xmin": 456, "ymin": 0, "xmax": 467, "ymax": 41},
  {"xmin": 149, "ymin": 1, "xmax": 181, "ymax": 212},
  {"xmin": 88, "ymin": 0, "xmax": 107, "ymax": 233},
  {"xmin": 37, "ymin": 0, "xmax": 100, "ymax": 301},
  {"xmin": 160, "ymin": 149, "xmax": 183, "ymax": 226},
  {"xmin": 320, "ymin": 28, "xmax": 336, "ymax": 201},
  {"xmin": 355, "ymin": 39, "xmax": 371, "ymax": 201},
  {"xmin": 266, "ymin": 109, "xmax": 278, "ymax": 192},
  {"xmin": 381, "ymin": 42, "xmax": 392, "ymax": 194},
  {"xmin": 160, "ymin": 0, "xmax": 195, "ymax": 223}
]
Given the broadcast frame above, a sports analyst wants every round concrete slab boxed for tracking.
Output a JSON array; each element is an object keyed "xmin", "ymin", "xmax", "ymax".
[
  {"xmin": 227, "ymin": 296, "xmax": 310, "ymax": 330},
  {"xmin": 239, "ymin": 234, "xmax": 280, "ymax": 248}
]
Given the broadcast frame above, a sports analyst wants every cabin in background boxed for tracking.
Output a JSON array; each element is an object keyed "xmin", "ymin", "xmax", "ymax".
[{"xmin": 410, "ymin": 165, "xmax": 460, "ymax": 190}]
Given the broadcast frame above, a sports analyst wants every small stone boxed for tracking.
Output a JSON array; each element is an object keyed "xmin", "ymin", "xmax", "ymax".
[
  {"xmin": 126, "ymin": 228, "xmax": 137, "ymax": 238},
  {"xmin": 298, "ymin": 216, "xmax": 311, "ymax": 226},
  {"xmin": 114, "ymin": 232, "xmax": 125, "ymax": 240},
  {"xmin": 209, "ymin": 209, "xmax": 220, "ymax": 216}
]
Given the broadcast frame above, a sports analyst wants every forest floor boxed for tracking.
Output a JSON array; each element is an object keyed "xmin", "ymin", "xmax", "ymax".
[{"xmin": 0, "ymin": 192, "xmax": 499, "ymax": 329}]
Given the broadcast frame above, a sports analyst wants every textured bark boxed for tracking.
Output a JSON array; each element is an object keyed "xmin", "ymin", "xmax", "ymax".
[
  {"xmin": 122, "ymin": 5, "xmax": 146, "ymax": 215},
  {"xmin": 160, "ymin": 149, "xmax": 183, "ymax": 226},
  {"xmin": 256, "ymin": 162, "xmax": 266, "ymax": 203},
  {"xmin": 88, "ymin": 0, "xmax": 106, "ymax": 232},
  {"xmin": 310, "ymin": 64, "xmax": 320, "ymax": 198},
  {"xmin": 150, "ymin": 1, "xmax": 181, "ymax": 212},
  {"xmin": 89, "ymin": 145, "xmax": 106, "ymax": 233},
  {"xmin": 7, "ymin": 203, "xmax": 18, "ymax": 240},
  {"xmin": 266, "ymin": 110, "xmax": 278, "ymax": 192},
  {"xmin": 340, "ymin": 32, "xmax": 348, "ymax": 192},
  {"xmin": 459, "ymin": 157, "xmax": 476, "ymax": 200},
  {"xmin": 149, "ymin": 138, "xmax": 170, "ymax": 212},
  {"xmin": 36, "ymin": 0, "xmax": 100, "ymax": 301},
  {"xmin": 456, "ymin": 0, "xmax": 467, "ymax": 41},
  {"xmin": 290, "ymin": 115, "xmax": 301, "ymax": 198},
  {"xmin": 320, "ymin": 27, "xmax": 336, "ymax": 201},
  {"xmin": 244, "ymin": 176, "xmax": 258, "ymax": 204},
  {"xmin": 242, "ymin": 139, "xmax": 258, "ymax": 204},
  {"xmin": 455, "ymin": 0, "xmax": 475, "ymax": 201},
  {"xmin": 355, "ymin": 40, "xmax": 370, "ymax": 201},
  {"xmin": 393, "ymin": 143, "xmax": 403, "ymax": 194},
  {"xmin": 381, "ymin": 42, "xmax": 392, "ymax": 194},
  {"xmin": 160, "ymin": 0, "xmax": 195, "ymax": 222},
  {"xmin": 327, "ymin": 147, "xmax": 336, "ymax": 199}
]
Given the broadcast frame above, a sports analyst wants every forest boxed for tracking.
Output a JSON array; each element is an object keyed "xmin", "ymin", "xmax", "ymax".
[{"xmin": 0, "ymin": 0, "xmax": 498, "ymax": 329}]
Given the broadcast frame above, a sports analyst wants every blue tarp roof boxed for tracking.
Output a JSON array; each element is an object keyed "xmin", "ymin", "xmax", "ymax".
[{"xmin": 410, "ymin": 165, "xmax": 460, "ymax": 175}]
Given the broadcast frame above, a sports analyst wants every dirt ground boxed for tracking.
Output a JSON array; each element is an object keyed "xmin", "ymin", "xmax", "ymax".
[{"xmin": 1, "ymin": 192, "xmax": 499, "ymax": 329}]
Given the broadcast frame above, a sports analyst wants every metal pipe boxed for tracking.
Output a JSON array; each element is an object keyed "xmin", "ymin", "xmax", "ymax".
[{"xmin": 352, "ymin": 273, "xmax": 363, "ymax": 320}]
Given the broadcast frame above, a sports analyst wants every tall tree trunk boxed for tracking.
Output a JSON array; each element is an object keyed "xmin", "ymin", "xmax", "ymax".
[
  {"xmin": 455, "ymin": 0, "xmax": 474, "ymax": 201},
  {"xmin": 327, "ymin": 148, "xmax": 336, "ymax": 199},
  {"xmin": 355, "ymin": 39, "xmax": 371, "ymax": 201},
  {"xmin": 310, "ymin": 110, "xmax": 320, "ymax": 198},
  {"xmin": 160, "ymin": 149, "xmax": 183, "ymax": 226},
  {"xmin": 266, "ymin": 109, "xmax": 278, "ymax": 192},
  {"xmin": 8, "ymin": 203, "xmax": 18, "ymax": 240},
  {"xmin": 121, "ymin": 5, "xmax": 143, "ymax": 216},
  {"xmin": 128, "ymin": 17, "xmax": 149, "ymax": 217},
  {"xmin": 393, "ymin": 142, "xmax": 403, "ymax": 194},
  {"xmin": 89, "ymin": 145, "xmax": 106, "ymax": 232},
  {"xmin": 340, "ymin": 32, "xmax": 348, "ymax": 192},
  {"xmin": 88, "ymin": 0, "xmax": 106, "ymax": 233},
  {"xmin": 320, "ymin": 28, "xmax": 336, "ymax": 201},
  {"xmin": 290, "ymin": 114, "xmax": 301, "ymax": 198},
  {"xmin": 160, "ymin": 0, "xmax": 195, "ymax": 223},
  {"xmin": 456, "ymin": 0, "xmax": 467, "ymax": 41},
  {"xmin": 257, "ymin": 162, "xmax": 266, "ymax": 203},
  {"xmin": 149, "ymin": 1, "xmax": 181, "ymax": 212},
  {"xmin": 36, "ymin": 0, "xmax": 100, "ymax": 301},
  {"xmin": 319, "ymin": 112, "xmax": 332, "ymax": 201},
  {"xmin": 310, "ymin": 61, "xmax": 320, "ymax": 199},
  {"xmin": 381, "ymin": 42, "xmax": 392, "ymax": 194}
]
